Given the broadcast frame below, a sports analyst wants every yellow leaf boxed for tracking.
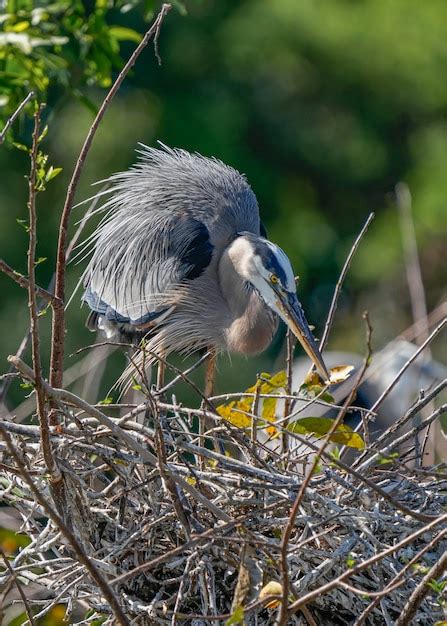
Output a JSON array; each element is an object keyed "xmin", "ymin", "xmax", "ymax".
[
  {"xmin": 217, "ymin": 370, "xmax": 287, "ymax": 431},
  {"xmin": 287, "ymin": 417, "xmax": 365, "ymax": 449},
  {"xmin": 259, "ymin": 581, "xmax": 283, "ymax": 608},
  {"xmin": 303, "ymin": 370, "xmax": 322, "ymax": 386},
  {"xmin": 329, "ymin": 364, "xmax": 355, "ymax": 384},
  {"xmin": 47, "ymin": 604, "xmax": 67, "ymax": 624},
  {"xmin": 217, "ymin": 401, "xmax": 252, "ymax": 429},
  {"xmin": 262, "ymin": 396, "xmax": 278, "ymax": 421},
  {"xmin": 303, "ymin": 364, "xmax": 354, "ymax": 387},
  {"xmin": 261, "ymin": 370, "xmax": 287, "ymax": 391},
  {"xmin": 266, "ymin": 424, "xmax": 279, "ymax": 438}
]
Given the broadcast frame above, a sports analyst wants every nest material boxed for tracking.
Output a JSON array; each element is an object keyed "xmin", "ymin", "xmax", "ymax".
[{"xmin": 1, "ymin": 385, "xmax": 446, "ymax": 626}]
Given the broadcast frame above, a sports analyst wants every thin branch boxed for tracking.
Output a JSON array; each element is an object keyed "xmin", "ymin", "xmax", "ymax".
[
  {"xmin": 0, "ymin": 545, "xmax": 36, "ymax": 625},
  {"xmin": 365, "ymin": 317, "xmax": 446, "ymax": 415},
  {"xmin": 277, "ymin": 312, "xmax": 373, "ymax": 625},
  {"xmin": 338, "ymin": 578, "xmax": 405, "ymax": 598},
  {"xmin": 354, "ymin": 527, "xmax": 447, "ymax": 625},
  {"xmin": 26, "ymin": 105, "xmax": 62, "ymax": 491},
  {"xmin": 400, "ymin": 300, "xmax": 447, "ymax": 342},
  {"xmin": 282, "ymin": 328, "xmax": 295, "ymax": 454},
  {"xmin": 319, "ymin": 213, "xmax": 375, "ymax": 353},
  {"xmin": 366, "ymin": 378, "xmax": 447, "ymax": 452},
  {"xmin": 288, "ymin": 513, "xmax": 447, "ymax": 616},
  {"xmin": 49, "ymin": 3, "xmax": 171, "ymax": 395},
  {"xmin": 396, "ymin": 183, "xmax": 430, "ymax": 346},
  {"xmin": 251, "ymin": 375, "xmax": 262, "ymax": 446},
  {"xmin": 0, "ymin": 259, "xmax": 61, "ymax": 306},
  {"xmin": 360, "ymin": 312, "xmax": 372, "ymax": 447},
  {"xmin": 0, "ymin": 91, "xmax": 35, "ymax": 144},
  {"xmin": 0, "ymin": 425, "xmax": 131, "ymax": 626},
  {"xmin": 0, "ymin": 187, "xmax": 102, "ymax": 404},
  {"xmin": 395, "ymin": 543, "xmax": 447, "ymax": 625},
  {"xmin": 366, "ymin": 404, "xmax": 447, "ymax": 469},
  {"xmin": 7, "ymin": 354, "xmax": 158, "ymax": 466},
  {"xmin": 155, "ymin": 350, "xmax": 211, "ymax": 396},
  {"xmin": 354, "ymin": 318, "xmax": 447, "ymax": 471},
  {"xmin": 75, "ymin": 340, "xmax": 217, "ymax": 413}
]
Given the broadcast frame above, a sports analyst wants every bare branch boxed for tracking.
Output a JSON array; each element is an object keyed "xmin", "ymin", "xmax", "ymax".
[
  {"xmin": 0, "ymin": 91, "xmax": 35, "ymax": 144},
  {"xmin": 0, "ymin": 259, "xmax": 61, "ymax": 306},
  {"xmin": 396, "ymin": 183, "xmax": 430, "ymax": 346},
  {"xmin": 355, "ymin": 527, "xmax": 447, "ymax": 625},
  {"xmin": 49, "ymin": 4, "xmax": 171, "ymax": 395},
  {"xmin": 277, "ymin": 312, "xmax": 373, "ymax": 625},
  {"xmin": 0, "ymin": 425, "xmax": 131, "ymax": 626},
  {"xmin": 288, "ymin": 512, "xmax": 447, "ymax": 616},
  {"xmin": 0, "ymin": 194, "xmax": 101, "ymax": 405},
  {"xmin": 319, "ymin": 213, "xmax": 375, "ymax": 353},
  {"xmin": 0, "ymin": 545, "xmax": 36, "ymax": 625},
  {"xmin": 395, "ymin": 542, "xmax": 447, "ymax": 625},
  {"xmin": 366, "ymin": 317, "xmax": 446, "ymax": 415},
  {"xmin": 26, "ymin": 105, "xmax": 63, "ymax": 495}
]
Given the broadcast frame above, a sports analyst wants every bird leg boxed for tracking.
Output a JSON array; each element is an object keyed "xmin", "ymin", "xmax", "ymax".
[
  {"xmin": 156, "ymin": 350, "xmax": 166, "ymax": 392},
  {"xmin": 198, "ymin": 350, "xmax": 217, "ymax": 467},
  {"xmin": 204, "ymin": 349, "xmax": 217, "ymax": 399}
]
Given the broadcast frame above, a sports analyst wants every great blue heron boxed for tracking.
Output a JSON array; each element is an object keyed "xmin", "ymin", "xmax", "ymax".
[{"xmin": 81, "ymin": 145, "xmax": 329, "ymax": 392}]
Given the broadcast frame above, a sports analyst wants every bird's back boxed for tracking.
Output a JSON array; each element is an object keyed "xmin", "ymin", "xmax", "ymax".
[{"xmin": 82, "ymin": 145, "xmax": 263, "ymax": 341}]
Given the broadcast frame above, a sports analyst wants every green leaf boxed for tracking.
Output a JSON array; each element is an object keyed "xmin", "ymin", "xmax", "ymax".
[
  {"xmin": 346, "ymin": 554, "xmax": 356, "ymax": 568},
  {"xmin": 225, "ymin": 605, "xmax": 244, "ymax": 625},
  {"xmin": 12, "ymin": 141, "xmax": 29, "ymax": 153},
  {"xmin": 377, "ymin": 452, "xmax": 399, "ymax": 465},
  {"xmin": 428, "ymin": 579, "xmax": 447, "ymax": 594},
  {"xmin": 10, "ymin": 21, "xmax": 30, "ymax": 33},
  {"xmin": 287, "ymin": 417, "xmax": 365, "ymax": 449},
  {"xmin": 35, "ymin": 256, "xmax": 47, "ymax": 265},
  {"xmin": 37, "ymin": 124, "xmax": 48, "ymax": 142},
  {"xmin": 108, "ymin": 26, "xmax": 142, "ymax": 43},
  {"xmin": 16, "ymin": 218, "xmax": 30, "ymax": 232},
  {"xmin": 45, "ymin": 165, "xmax": 62, "ymax": 182},
  {"xmin": 99, "ymin": 397, "xmax": 113, "ymax": 405}
]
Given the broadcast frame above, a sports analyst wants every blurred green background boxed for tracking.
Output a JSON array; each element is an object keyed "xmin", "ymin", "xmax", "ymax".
[{"xmin": 1, "ymin": 0, "xmax": 446, "ymax": 407}]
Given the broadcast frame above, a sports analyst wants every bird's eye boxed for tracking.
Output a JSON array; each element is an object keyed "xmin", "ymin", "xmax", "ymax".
[{"xmin": 270, "ymin": 275, "xmax": 278, "ymax": 284}]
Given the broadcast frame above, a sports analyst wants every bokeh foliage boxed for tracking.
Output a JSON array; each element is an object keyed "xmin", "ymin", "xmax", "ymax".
[{"xmin": 0, "ymin": 0, "xmax": 446, "ymax": 401}]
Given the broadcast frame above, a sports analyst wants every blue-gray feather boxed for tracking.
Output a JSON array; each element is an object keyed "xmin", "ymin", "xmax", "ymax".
[{"xmin": 82, "ymin": 145, "xmax": 264, "ymax": 345}]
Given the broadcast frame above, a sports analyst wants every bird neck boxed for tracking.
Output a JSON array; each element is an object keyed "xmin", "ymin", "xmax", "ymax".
[{"xmin": 218, "ymin": 247, "xmax": 277, "ymax": 355}]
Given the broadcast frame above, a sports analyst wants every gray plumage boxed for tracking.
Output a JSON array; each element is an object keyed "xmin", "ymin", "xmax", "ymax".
[{"xmin": 81, "ymin": 144, "xmax": 328, "ymax": 381}]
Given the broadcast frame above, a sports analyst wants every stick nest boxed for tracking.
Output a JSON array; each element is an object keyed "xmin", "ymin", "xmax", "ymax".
[{"xmin": 1, "ymin": 380, "xmax": 446, "ymax": 625}]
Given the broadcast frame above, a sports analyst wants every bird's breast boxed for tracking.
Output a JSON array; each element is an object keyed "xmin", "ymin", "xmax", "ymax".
[{"xmin": 225, "ymin": 292, "xmax": 278, "ymax": 355}]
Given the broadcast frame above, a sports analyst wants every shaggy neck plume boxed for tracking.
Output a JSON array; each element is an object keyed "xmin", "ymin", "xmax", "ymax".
[{"xmin": 218, "ymin": 241, "xmax": 277, "ymax": 355}]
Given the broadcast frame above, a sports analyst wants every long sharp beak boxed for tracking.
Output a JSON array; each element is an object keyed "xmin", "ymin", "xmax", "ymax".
[{"xmin": 276, "ymin": 292, "xmax": 330, "ymax": 382}]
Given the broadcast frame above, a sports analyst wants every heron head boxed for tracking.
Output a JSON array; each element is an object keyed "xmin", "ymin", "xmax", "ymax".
[{"xmin": 229, "ymin": 233, "xmax": 329, "ymax": 381}]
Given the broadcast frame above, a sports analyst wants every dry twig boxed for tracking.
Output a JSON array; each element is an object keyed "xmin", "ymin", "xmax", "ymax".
[
  {"xmin": 0, "ymin": 91, "xmax": 34, "ymax": 144},
  {"xmin": 49, "ymin": 4, "xmax": 171, "ymax": 396}
]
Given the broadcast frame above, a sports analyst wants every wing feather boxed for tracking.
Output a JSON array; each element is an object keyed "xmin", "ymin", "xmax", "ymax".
[{"xmin": 83, "ymin": 212, "xmax": 213, "ymax": 326}]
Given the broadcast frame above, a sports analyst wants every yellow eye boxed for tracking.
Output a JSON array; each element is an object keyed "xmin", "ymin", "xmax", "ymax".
[{"xmin": 270, "ymin": 275, "xmax": 278, "ymax": 284}]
